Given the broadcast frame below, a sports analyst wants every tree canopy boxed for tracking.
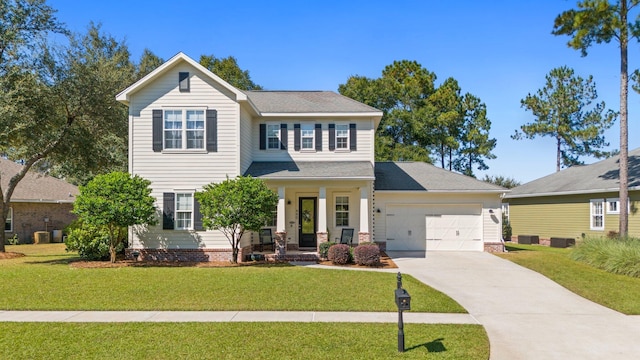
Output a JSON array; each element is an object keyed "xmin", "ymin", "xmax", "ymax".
[
  {"xmin": 514, "ymin": 66, "xmax": 616, "ymax": 171},
  {"xmin": 199, "ymin": 54, "xmax": 263, "ymax": 90},
  {"xmin": 553, "ymin": 0, "xmax": 640, "ymax": 236},
  {"xmin": 73, "ymin": 171, "xmax": 156, "ymax": 262},
  {"xmin": 339, "ymin": 60, "xmax": 496, "ymax": 176},
  {"xmin": 195, "ymin": 176, "xmax": 277, "ymax": 263}
]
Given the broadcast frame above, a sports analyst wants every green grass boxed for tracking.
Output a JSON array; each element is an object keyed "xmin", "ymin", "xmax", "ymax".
[
  {"xmin": 0, "ymin": 322, "xmax": 489, "ymax": 360},
  {"xmin": 497, "ymin": 243, "xmax": 640, "ymax": 314},
  {"xmin": 1, "ymin": 244, "xmax": 465, "ymax": 313}
]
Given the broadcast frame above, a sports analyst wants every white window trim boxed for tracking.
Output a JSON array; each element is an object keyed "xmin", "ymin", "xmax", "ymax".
[
  {"xmin": 300, "ymin": 124, "xmax": 315, "ymax": 150},
  {"xmin": 266, "ymin": 122, "xmax": 281, "ymax": 150},
  {"xmin": 175, "ymin": 192, "xmax": 194, "ymax": 230},
  {"xmin": 163, "ymin": 108, "xmax": 206, "ymax": 151},
  {"xmin": 5, "ymin": 207, "xmax": 12, "ymax": 232},
  {"xmin": 502, "ymin": 203, "xmax": 509, "ymax": 220},
  {"xmin": 590, "ymin": 199, "xmax": 604, "ymax": 231},
  {"xmin": 335, "ymin": 195, "xmax": 350, "ymax": 227},
  {"xmin": 335, "ymin": 123, "xmax": 349, "ymax": 150},
  {"xmin": 606, "ymin": 198, "xmax": 620, "ymax": 214}
]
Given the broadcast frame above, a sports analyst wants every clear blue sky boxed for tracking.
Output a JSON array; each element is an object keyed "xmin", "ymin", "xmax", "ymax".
[{"xmin": 49, "ymin": 0, "xmax": 640, "ymax": 183}]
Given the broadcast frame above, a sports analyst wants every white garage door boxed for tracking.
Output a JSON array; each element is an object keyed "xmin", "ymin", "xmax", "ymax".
[{"xmin": 385, "ymin": 205, "xmax": 483, "ymax": 251}]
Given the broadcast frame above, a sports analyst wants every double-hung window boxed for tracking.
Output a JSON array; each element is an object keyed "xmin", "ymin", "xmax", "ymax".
[
  {"xmin": 502, "ymin": 203, "xmax": 509, "ymax": 221},
  {"xmin": 335, "ymin": 196, "xmax": 349, "ymax": 227},
  {"xmin": 164, "ymin": 109, "xmax": 205, "ymax": 150},
  {"xmin": 267, "ymin": 124, "xmax": 280, "ymax": 149},
  {"xmin": 301, "ymin": 124, "xmax": 314, "ymax": 150},
  {"xmin": 590, "ymin": 199, "xmax": 604, "ymax": 230},
  {"xmin": 336, "ymin": 124, "xmax": 349, "ymax": 149},
  {"xmin": 176, "ymin": 193, "xmax": 194, "ymax": 230},
  {"xmin": 5, "ymin": 207, "xmax": 12, "ymax": 232}
]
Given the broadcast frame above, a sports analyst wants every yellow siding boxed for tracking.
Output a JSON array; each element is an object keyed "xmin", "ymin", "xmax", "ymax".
[{"xmin": 507, "ymin": 191, "xmax": 640, "ymax": 239}]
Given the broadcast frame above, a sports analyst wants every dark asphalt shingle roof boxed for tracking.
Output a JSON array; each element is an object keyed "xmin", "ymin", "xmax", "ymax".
[
  {"xmin": 505, "ymin": 147, "xmax": 640, "ymax": 198},
  {"xmin": 374, "ymin": 162, "xmax": 506, "ymax": 192},
  {"xmin": 244, "ymin": 161, "xmax": 375, "ymax": 180},
  {"xmin": 0, "ymin": 159, "xmax": 78, "ymax": 203},
  {"xmin": 245, "ymin": 91, "xmax": 381, "ymax": 114}
]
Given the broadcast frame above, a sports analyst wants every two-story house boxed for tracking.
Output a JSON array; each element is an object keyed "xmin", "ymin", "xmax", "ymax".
[{"xmin": 116, "ymin": 53, "xmax": 505, "ymax": 262}]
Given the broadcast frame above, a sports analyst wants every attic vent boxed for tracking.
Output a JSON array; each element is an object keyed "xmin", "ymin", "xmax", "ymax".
[{"xmin": 179, "ymin": 72, "xmax": 190, "ymax": 92}]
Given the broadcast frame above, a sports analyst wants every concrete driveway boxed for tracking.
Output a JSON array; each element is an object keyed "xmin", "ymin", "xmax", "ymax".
[{"xmin": 387, "ymin": 250, "xmax": 640, "ymax": 360}]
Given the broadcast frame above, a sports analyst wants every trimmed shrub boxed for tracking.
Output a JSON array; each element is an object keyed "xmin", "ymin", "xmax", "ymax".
[
  {"xmin": 319, "ymin": 241, "xmax": 336, "ymax": 259},
  {"xmin": 64, "ymin": 221, "xmax": 126, "ymax": 261},
  {"xmin": 502, "ymin": 214, "xmax": 512, "ymax": 241},
  {"xmin": 327, "ymin": 244, "xmax": 351, "ymax": 265},
  {"xmin": 353, "ymin": 243, "xmax": 381, "ymax": 266}
]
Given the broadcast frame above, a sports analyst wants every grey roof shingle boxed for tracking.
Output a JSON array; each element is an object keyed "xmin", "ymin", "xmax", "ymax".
[
  {"xmin": 244, "ymin": 161, "xmax": 375, "ymax": 180},
  {"xmin": 504, "ymin": 147, "xmax": 640, "ymax": 198},
  {"xmin": 245, "ymin": 91, "xmax": 381, "ymax": 114},
  {"xmin": 0, "ymin": 159, "xmax": 78, "ymax": 203},
  {"xmin": 375, "ymin": 162, "xmax": 506, "ymax": 192}
]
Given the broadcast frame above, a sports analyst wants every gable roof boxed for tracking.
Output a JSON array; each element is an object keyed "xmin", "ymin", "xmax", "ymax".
[
  {"xmin": 0, "ymin": 159, "xmax": 78, "ymax": 203},
  {"xmin": 244, "ymin": 161, "xmax": 374, "ymax": 180},
  {"xmin": 115, "ymin": 52, "xmax": 248, "ymax": 105},
  {"xmin": 244, "ymin": 91, "xmax": 382, "ymax": 115},
  {"xmin": 504, "ymin": 147, "xmax": 640, "ymax": 199},
  {"xmin": 374, "ymin": 162, "xmax": 506, "ymax": 192}
]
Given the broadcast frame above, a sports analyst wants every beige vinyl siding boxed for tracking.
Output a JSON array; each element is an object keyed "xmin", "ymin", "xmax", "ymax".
[
  {"xmin": 128, "ymin": 62, "xmax": 241, "ymax": 249},
  {"xmin": 373, "ymin": 192, "xmax": 502, "ymax": 246},
  {"xmin": 507, "ymin": 190, "xmax": 640, "ymax": 240},
  {"xmin": 239, "ymin": 107, "xmax": 253, "ymax": 174},
  {"xmin": 250, "ymin": 119, "xmax": 375, "ymax": 162}
]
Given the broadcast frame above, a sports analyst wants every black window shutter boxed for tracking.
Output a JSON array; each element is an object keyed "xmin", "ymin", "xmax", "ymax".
[
  {"xmin": 152, "ymin": 110, "xmax": 163, "ymax": 152},
  {"xmin": 328, "ymin": 123, "xmax": 335, "ymax": 151},
  {"xmin": 259, "ymin": 124, "xmax": 266, "ymax": 150},
  {"xmin": 294, "ymin": 124, "xmax": 301, "ymax": 151},
  {"xmin": 349, "ymin": 123, "xmax": 357, "ymax": 151},
  {"xmin": 280, "ymin": 123, "xmax": 287, "ymax": 150},
  {"xmin": 193, "ymin": 196, "xmax": 203, "ymax": 231},
  {"xmin": 206, "ymin": 109, "xmax": 217, "ymax": 152},
  {"xmin": 163, "ymin": 193, "xmax": 175, "ymax": 230},
  {"xmin": 315, "ymin": 124, "xmax": 322, "ymax": 151}
]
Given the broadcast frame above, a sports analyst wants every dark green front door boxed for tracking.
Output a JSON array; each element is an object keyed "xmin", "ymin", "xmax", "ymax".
[{"xmin": 299, "ymin": 197, "xmax": 317, "ymax": 248}]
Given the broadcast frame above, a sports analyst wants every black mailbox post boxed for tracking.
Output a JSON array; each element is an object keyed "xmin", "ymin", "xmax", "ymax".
[{"xmin": 395, "ymin": 272, "xmax": 411, "ymax": 352}]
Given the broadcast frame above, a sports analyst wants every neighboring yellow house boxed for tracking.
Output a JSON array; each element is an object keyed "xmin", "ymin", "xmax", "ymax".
[{"xmin": 503, "ymin": 148, "xmax": 640, "ymax": 243}]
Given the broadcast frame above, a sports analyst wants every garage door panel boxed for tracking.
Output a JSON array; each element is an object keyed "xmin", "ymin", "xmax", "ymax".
[{"xmin": 386, "ymin": 205, "xmax": 483, "ymax": 252}]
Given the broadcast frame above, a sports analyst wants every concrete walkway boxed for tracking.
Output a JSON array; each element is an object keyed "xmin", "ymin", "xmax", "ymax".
[{"xmin": 387, "ymin": 250, "xmax": 640, "ymax": 360}]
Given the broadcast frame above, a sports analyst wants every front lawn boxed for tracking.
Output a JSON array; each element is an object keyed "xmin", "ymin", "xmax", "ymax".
[
  {"xmin": 0, "ymin": 322, "xmax": 489, "ymax": 360},
  {"xmin": 0, "ymin": 244, "xmax": 465, "ymax": 313},
  {"xmin": 496, "ymin": 243, "xmax": 640, "ymax": 314}
]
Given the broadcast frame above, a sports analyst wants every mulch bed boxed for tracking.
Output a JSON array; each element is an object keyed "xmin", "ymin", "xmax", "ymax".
[
  {"xmin": 0, "ymin": 252, "xmax": 25, "ymax": 260},
  {"xmin": 318, "ymin": 251, "xmax": 398, "ymax": 269}
]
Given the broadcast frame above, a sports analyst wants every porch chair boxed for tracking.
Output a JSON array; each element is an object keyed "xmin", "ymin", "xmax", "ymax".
[
  {"xmin": 259, "ymin": 228, "xmax": 275, "ymax": 252},
  {"xmin": 339, "ymin": 228, "xmax": 355, "ymax": 246}
]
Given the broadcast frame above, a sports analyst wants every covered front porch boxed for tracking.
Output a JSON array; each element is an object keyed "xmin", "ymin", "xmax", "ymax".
[{"xmin": 243, "ymin": 161, "xmax": 375, "ymax": 254}]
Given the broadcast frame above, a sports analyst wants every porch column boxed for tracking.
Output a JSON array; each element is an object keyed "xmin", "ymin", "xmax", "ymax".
[
  {"xmin": 317, "ymin": 187, "xmax": 328, "ymax": 246},
  {"xmin": 277, "ymin": 186, "xmax": 286, "ymax": 232},
  {"xmin": 359, "ymin": 187, "xmax": 371, "ymax": 243}
]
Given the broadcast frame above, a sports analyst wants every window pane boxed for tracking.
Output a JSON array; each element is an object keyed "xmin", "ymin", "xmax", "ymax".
[
  {"xmin": 267, "ymin": 124, "xmax": 279, "ymax": 149},
  {"xmin": 165, "ymin": 131, "xmax": 182, "ymax": 149},
  {"xmin": 186, "ymin": 110, "xmax": 204, "ymax": 129},
  {"xmin": 176, "ymin": 194, "xmax": 193, "ymax": 211}
]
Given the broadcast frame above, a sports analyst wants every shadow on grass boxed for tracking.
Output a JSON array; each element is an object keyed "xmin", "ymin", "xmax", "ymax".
[
  {"xmin": 406, "ymin": 337, "xmax": 447, "ymax": 353},
  {"xmin": 24, "ymin": 256, "xmax": 83, "ymax": 265},
  {"xmin": 22, "ymin": 258, "xmax": 298, "ymax": 268},
  {"xmin": 505, "ymin": 245, "xmax": 534, "ymax": 252}
]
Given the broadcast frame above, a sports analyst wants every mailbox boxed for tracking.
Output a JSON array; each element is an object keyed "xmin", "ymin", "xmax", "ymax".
[{"xmin": 395, "ymin": 288, "xmax": 411, "ymax": 311}]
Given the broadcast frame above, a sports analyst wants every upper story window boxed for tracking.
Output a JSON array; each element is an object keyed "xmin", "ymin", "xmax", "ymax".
[
  {"xmin": 336, "ymin": 124, "xmax": 349, "ymax": 149},
  {"xmin": 153, "ymin": 109, "xmax": 217, "ymax": 153},
  {"xmin": 590, "ymin": 199, "xmax": 604, "ymax": 230},
  {"xmin": 267, "ymin": 124, "xmax": 280, "ymax": 150},
  {"xmin": 164, "ymin": 109, "xmax": 205, "ymax": 150},
  {"xmin": 301, "ymin": 124, "xmax": 314, "ymax": 149}
]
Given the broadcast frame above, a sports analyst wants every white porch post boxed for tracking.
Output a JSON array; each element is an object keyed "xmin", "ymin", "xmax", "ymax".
[
  {"xmin": 359, "ymin": 187, "xmax": 371, "ymax": 243},
  {"xmin": 277, "ymin": 186, "xmax": 286, "ymax": 232},
  {"xmin": 318, "ymin": 187, "xmax": 327, "ymax": 233}
]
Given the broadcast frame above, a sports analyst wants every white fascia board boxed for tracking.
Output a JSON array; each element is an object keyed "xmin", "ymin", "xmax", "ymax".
[
  {"xmin": 116, "ymin": 52, "xmax": 247, "ymax": 104},
  {"xmin": 11, "ymin": 199, "xmax": 75, "ymax": 204},
  {"xmin": 258, "ymin": 112, "xmax": 383, "ymax": 118},
  {"xmin": 375, "ymin": 190, "xmax": 507, "ymax": 194},
  {"xmin": 260, "ymin": 176, "xmax": 375, "ymax": 181},
  {"xmin": 504, "ymin": 186, "xmax": 639, "ymax": 199}
]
